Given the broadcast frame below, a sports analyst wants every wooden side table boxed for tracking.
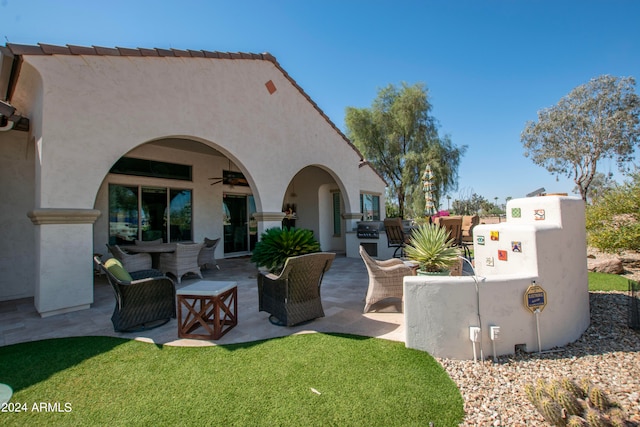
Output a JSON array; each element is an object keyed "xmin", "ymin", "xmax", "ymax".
[{"xmin": 176, "ymin": 280, "xmax": 237, "ymax": 340}]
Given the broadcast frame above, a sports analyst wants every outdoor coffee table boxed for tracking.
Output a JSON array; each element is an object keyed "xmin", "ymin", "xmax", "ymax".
[{"xmin": 176, "ymin": 280, "xmax": 237, "ymax": 340}]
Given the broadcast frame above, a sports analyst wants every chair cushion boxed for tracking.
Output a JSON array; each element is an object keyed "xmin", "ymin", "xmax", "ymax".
[{"xmin": 104, "ymin": 258, "xmax": 133, "ymax": 282}]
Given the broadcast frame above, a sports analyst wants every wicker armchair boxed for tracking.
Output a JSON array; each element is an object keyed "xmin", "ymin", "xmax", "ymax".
[
  {"xmin": 158, "ymin": 242, "xmax": 204, "ymax": 284},
  {"xmin": 258, "ymin": 252, "xmax": 336, "ymax": 326},
  {"xmin": 360, "ymin": 245, "xmax": 416, "ymax": 313},
  {"xmin": 94, "ymin": 256, "xmax": 176, "ymax": 332},
  {"xmin": 106, "ymin": 244, "xmax": 152, "ymax": 272},
  {"xmin": 198, "ymin": 237, "xmax": 220, "ymax": 270}
]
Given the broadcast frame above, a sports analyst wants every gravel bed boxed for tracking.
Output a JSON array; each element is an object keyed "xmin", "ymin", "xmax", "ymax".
[{"xmin": 437, "ymin": 291, "xmax": 640, "ymax": 426}]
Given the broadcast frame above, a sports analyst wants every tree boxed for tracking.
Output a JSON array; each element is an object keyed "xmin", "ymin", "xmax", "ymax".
[
  {"xmin": 451, "ymin": 191, "xmax": 487, "ymax": 215},
  {"xmin": 521, "ymin": 75, "xmax": 640, "ymax": 201},
  {"xmin": 345, "ymin": 82, "xmax": 466, "ymax": 218},
  {"xmin": 572, "ymin": 171, "xmax": 616, "ymax": 204}
]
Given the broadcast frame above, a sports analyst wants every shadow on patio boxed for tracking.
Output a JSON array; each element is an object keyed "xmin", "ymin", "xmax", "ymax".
[{"xmin": 0, "ymin": 255, "xmax": 405, "ymax": 347}]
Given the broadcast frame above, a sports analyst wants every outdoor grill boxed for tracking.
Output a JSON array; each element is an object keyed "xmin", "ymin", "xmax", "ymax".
[{"xmin": 356, "ymin": 221, "xmax": 384, "ymax": 239}]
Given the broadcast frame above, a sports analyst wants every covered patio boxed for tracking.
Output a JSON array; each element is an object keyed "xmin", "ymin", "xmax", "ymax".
[{"xmin": 0, "ymin": 254, "xmax": 404, "ymax": 347}]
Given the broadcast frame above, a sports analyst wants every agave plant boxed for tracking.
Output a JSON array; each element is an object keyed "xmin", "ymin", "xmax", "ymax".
[
  {"xmin": 251, "ymin": 227, "xmax": 321, "ymax": 273},
  {"xmin": 404, "ymin": 223, "xmax": 460, "ymax": 274}
]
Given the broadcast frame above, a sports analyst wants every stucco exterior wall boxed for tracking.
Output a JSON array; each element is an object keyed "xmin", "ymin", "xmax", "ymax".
[
  {"xmin": 2, "ymin": 49, "xmax": 386, "ymax": 315},
  {"xmin": 20, "ymin": 54, "xmax": 365, "ymax": 214},
  {"xmin": 405, "ymin": 196, "xmax": 589, "ymax": 360},
  {"xmin": 0, "ymin": 130, "xmax": 36, "ymax": 300}
]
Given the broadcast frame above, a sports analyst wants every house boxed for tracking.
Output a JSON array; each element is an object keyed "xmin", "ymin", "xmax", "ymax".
[{"xmin": 0, "ymin": 43, "xmax": 387, "ymax": 317}]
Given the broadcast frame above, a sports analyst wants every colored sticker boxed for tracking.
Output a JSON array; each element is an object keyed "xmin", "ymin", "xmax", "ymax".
[
  {"xmin": 477, "ymin": 235, "xmax": 485, "ymax": 245},
  {"xmin": 486, "ymin": 257, "xmax": 494, "ymax": 267},
  {"xmin": 490, "ymin": 231, "xmax": 499, "ymax": 241},
  {"xmin": 512, "ymin": 241, "xmax": 522, "ymax": 252},
  {"xmin": 511, "ymin": 208, "xmax": 521, "ymax": 218},
  {"xmin": 498, "ymin": 250, "xmax": 508, "ymax": 261},
  {"xmin": 534, "ymin": 209, "xmax": 545, "ymax": 220}
]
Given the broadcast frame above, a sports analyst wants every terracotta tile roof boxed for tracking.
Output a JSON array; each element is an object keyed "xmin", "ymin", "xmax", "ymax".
[{"xmin": 5, "ymin": 43, "xmax": 364, "ymax": 160}]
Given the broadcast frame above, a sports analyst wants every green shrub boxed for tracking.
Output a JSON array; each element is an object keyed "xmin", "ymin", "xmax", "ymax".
[
  {"xmin": 251, "ymin": 227, "xmax": 320, "ymax": 273},
  {"xmin": 404, "ymin": 223, "xmax": 460, "ymax": 273},
  {"xmin": 586, "ymin": 175, "xmax": 640, "ymax": 253}
]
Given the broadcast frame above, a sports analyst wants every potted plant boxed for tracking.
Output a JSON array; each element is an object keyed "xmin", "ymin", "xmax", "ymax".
[
  {"xmin": 251, "ymin": 227, "xmax": 321, "ymax": 274},
  {"xmin": 404, "ymin": 223, "xmax": 460, "ymax": 275}
]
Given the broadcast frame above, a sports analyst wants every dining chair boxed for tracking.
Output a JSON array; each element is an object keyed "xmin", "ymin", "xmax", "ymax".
[
  {"xmin": 198, "ymin": 237, "xmax": 221, "ymax": 270},
  {"xmin": 359, "ymin": 245, "xmax": 416, "ymax": 313},
  {"xmin": 383, "ymin": 217, "xmax": 411, "ymax": 258},
  {"xmin": 158, "ymin": 242, "xmax": 204, "ymax": 284},
  {"xmin": 106, "ymin": 244, "xmax": 152, "ymax": 272}
]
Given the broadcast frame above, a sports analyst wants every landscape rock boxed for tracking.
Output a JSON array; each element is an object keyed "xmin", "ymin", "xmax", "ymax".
[{"xmin": 589, "ymin": 258, "xmax": 625, "ymax": 274}]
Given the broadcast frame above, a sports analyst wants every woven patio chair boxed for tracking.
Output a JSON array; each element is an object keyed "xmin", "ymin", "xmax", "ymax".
[
  {"xmin": 438, "ymin": 216, "xmax": 463, "ymax": 247},
  {"xmin": 106, "ymin": 244, "xmax": 152, "ymax": 272},
  {"xmin": 158, "ymin": 242, "xmax": 204, "ymax": 284},
  {"xmin": 461, "ymin": 215, "xmax": 479, "ymax": 259},
  {"xmin": 198, "ymin": 237, "xmax": 221, "ymax": 270},
  {"xmin": 258, "ymin": 252, "xmax": 336, "ymax": 326},
  {"xmin": 94, "ymin": 256, "xmax": 176, "ymax": 332},
  {"xmin": 359, "ymin": 245, "xmax": 416, "ymax": 313},
  {"xmin": 383, "ymin": 217, "xmax": 411, "ymax": 258}
]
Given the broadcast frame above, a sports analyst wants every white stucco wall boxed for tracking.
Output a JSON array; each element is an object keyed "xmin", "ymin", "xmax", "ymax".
[
  {"xmin": 2, "ymin": 49, "xmax": 386, "ymax": 314},
  {"xmin": 19, "ymin": 54, "xmax": 366, "ymax": 215},
  {"xmin": 405, "ymin": 196, "xmax": 590, "ymax": 360},
  {"xmin": 0, "ymin": 130, "xmax": 36, "ymax": 300}
]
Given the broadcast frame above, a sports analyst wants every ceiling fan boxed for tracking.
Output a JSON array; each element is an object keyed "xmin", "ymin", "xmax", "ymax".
[
  {"xmin": 209, "ymin": 159, "xmax": 247, "ymax": 186},
  {"xmin": 209, "ymin": 159, "xmax": 231, "ymax": 186}
]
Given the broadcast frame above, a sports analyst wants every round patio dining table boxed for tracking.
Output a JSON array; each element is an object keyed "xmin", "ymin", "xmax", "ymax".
[{"xmin": 124, "ymin": 243, "xmax": 178, "ymax": 269}]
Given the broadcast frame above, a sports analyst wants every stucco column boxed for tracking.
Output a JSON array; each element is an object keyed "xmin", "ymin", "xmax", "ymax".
[
  {"xmin": 28, "ymin": 209, "xmax": 101, "ymax": 317},
  {"xmin": 252, "ymin": 212, "xmax": 286, "ymax": 237}
]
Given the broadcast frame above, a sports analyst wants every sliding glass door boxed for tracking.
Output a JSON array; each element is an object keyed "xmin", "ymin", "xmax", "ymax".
[
  {"xmin": 109, "ymin": 184, "xmax": 192, "ymax": 244},
  {"xmin": 223, "ymin": 194, "xmax": 256, "ymax": 255}
]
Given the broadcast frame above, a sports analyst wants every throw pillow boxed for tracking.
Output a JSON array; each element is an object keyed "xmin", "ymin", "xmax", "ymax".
[{"xmin": 104, "ymin": 258, "xmax": 133, "ymax": 282}]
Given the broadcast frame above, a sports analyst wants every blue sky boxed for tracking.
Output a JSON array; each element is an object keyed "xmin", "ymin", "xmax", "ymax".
[{"xmin": 2, "ymin": 0, "xmax": 639, "ymax": 206}]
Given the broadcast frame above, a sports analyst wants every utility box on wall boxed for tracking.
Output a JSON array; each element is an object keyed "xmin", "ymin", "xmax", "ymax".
[{"xmin": 405, "ymin": 195, "xmax": 590, "ymax": 360}]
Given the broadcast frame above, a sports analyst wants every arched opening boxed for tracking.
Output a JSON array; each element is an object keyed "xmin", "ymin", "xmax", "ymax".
[
  {"xmin": 92, "ymin": 137, "xmax": 258, "ymax": 259},
  {"xmin": 282, "ymin": 166, "xmax": 347, "ymax": 253}
]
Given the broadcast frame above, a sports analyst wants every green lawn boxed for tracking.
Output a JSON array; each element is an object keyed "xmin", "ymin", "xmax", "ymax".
[
  {"xmin": 588, "ymin": 271, "xmax": 633, "ymax": 292},
  {"xmin": 0, "ymin": 333, "xmax": 464, "ymax": 426},
  {"xmin": 0, "ymin": 272, "xmax": 630, "ymax": 426}
]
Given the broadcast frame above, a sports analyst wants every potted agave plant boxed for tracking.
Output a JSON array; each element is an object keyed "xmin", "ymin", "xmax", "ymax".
[
  {"xmin": 404, "ymin": 223, "xmax": 460, "ymax": 275},
  {"xmin": 251, "ymin": 227, "xmax": 321, "ymax": 274}
]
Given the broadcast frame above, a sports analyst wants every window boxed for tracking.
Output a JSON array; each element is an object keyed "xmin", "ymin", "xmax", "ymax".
[
  {"xmin": 360, "ymin": 193, "xmax": 380, "ymax": 221},
  {"xmin": 333, "ymin": 192, "xmax": 341, "ymax": 236},
  {"xmin": 109, "ymin": 184, "xmax": 192, "ymax": 244},
  {"xmin": 110, "ymin": 157, "xmax": 192, "ymax": 181}
]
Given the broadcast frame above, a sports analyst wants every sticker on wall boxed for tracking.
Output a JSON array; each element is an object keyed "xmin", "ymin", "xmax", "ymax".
[
  {"xmin": 498, "ymin": 250, "xmax": 508, "ymax": 261},
  {"xmin": 511, "ymin": 207, "xmax": 521, "ymax": 218},
  {"xmin": 477, "ymin": 235, "xmax": 485, "ymax": 245},
  {"xmin": 485, "ymin": 257, "xmax": 494, "ymax": 267},
  {"xmin": 490, "ymin": 231, "xmax": 499, "ymax": 241},
  {"xmin": 512, "ymin": 241, "xmax": 522, "ymax": 252},
  {"xmin": 534, "ymin": 209, "xmax": 546, "ymax": 221}
]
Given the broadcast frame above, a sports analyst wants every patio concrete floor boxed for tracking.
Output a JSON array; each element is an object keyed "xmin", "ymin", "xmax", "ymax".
[{"xmin": 0, "ymin": 254, "xmax": 405, "ymax": 348}]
